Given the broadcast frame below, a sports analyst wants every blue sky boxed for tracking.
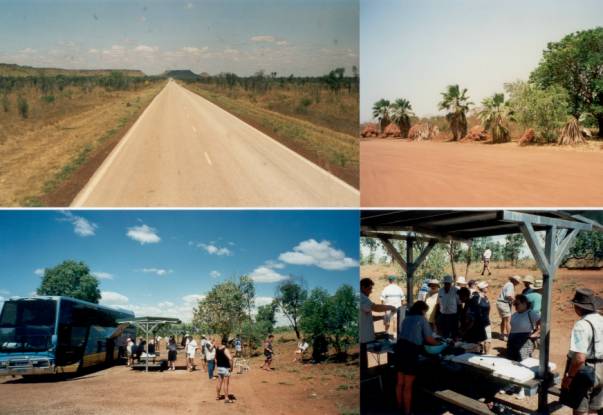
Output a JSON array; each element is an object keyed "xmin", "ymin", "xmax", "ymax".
[
  {"xmin": 0, "ymin": 210, "xmax": 359, "ymax": 323},
  {"xmin": 0, "ymin": 0, "xmax": 358, "ymax": 76},
  {"xmin": 360, "ymin": 0, "xmax": 603, "ymax": 120}
]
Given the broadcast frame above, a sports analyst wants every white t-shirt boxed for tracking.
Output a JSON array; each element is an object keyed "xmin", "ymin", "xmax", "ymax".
[
  {"xmin": 510, "ymin": 309, "xmax": 540, "ymax": 334},
  {"xmin": 438, "ymin": 287, "xmax": 459, "ymax": 315},
  {"xmin": 483, "ymin": 249, "xmax": 492, "ymax": 260},
  {"xmin": 298, "ymin": 341, "xmax": 309, "ymax": 352},
  {"xmin": 204, "ymin": 344, "xmax": 216, "ymax": 361},
  {"xmin": 380, "ymin": 283, "xmax": 405, "ymax": 308},
  {"xmin": 570, "ymin": 313, "xmax": 603, "ymax": 359},
  {"xmin": 187, "ymin": 339, "xmax": 197, "ymax": 356},
  {"xmin": 360, "ymin": 293, "xmax": 375, "ymax": 343},
  {"xmin": 498, "ymin": 281, "xmax": 515, "ymax": 302}
]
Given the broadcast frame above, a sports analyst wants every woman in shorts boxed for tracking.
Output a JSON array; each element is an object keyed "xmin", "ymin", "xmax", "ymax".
[
  {"xmin": 395, "ymin": 301, "xmax": 440, "ymax": 415},
  {"xmin": 215, "ymin": 336, "xmax": 234, "ymax": 404},
  {"xmin": 167, "ymin": 336, "xmax": 177, "ymax": 371}
]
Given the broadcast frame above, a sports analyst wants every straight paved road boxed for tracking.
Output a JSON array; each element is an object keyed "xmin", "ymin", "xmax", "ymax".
[
  {"xmin": 72, "ymin": 80, "xmax": 358, "ymax": 207},
  {"xmin": 361, "ymin": 139, "xmax": 603, "ymax": 207}
]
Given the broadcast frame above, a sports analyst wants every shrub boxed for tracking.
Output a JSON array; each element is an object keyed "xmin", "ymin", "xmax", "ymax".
[
  {"xmin": 1, "ymin": 94, "xmax": 9, "ymax": 112},
  {"xmin": 17, "ymin": 96, "xmax": 29, "ymax": 118},
  {"xmin": 41, "ymin": 95, "xmax": 55, "ymax": 104}
]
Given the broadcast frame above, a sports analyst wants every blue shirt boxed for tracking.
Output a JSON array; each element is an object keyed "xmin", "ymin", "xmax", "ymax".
[{"xmin": 399, "ymin": 314, "xmax": 432, "ymax": 346}]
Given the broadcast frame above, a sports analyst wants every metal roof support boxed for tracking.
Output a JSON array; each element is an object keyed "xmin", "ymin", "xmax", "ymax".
[{"xmin": 519, "ymin": 223, "xmax": 582, "ymax": 414}]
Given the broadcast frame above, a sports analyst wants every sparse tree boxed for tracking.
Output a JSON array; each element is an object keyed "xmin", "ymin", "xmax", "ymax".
[
  {"xmin": 274, "ymin": 279, "xmax": 307, "ymax": 340},
  {"xmin": 390, "ymin": 98, "xmax": 414, "ymax": 138},
  {"xmin": 372, "ymin": 98, "xmax": 391, "ymax": 133},
  {"xmin": 439, "ymin": 84, "xmax": 472, "ymax": 140},
  {"xmin": 478, "ymin": 93, "xmax": 513, "ymax": 143}
]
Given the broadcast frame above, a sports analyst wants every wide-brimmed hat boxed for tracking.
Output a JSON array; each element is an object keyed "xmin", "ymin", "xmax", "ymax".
[
  {"xmin": 523, "ymin": 275, "xmax": 535, "ymax": 285},
  {"xmin": 509, "ymin": 275, "xmax": 522, "ymax": 283},
  {"xmin": 388, "ymin": 275, "xmax": 397, "ymax": 281},
  {"xmin": 477, "ymin": 281, "xmax": 489, "ymax": 290},
  {"xmin": 428, "ymin": 279, "xmax": 440, "ymax": 286},
  {"xmin": 456, "ymin": 276, "xmax": 468, "ymax": 285},
  {"xmin": 443, "ymin": 275, "xmax": 453, "ymax": 284},
  {"xmin": 533, "ymin": 279, "xmax": 543, "ymax": 289},
  {"xmin": 570, "ymin": 288, "xmax": 603, "ymax": 312}
]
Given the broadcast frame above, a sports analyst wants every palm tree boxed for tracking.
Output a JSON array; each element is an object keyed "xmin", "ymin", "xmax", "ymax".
[
  {"xmin": 389, "ymin": 98, "xmax": 414, "ymax": 138},
  {"xmin": 372, "ymin": 99, "xmax": 391, "ymax": 133},
  {"xmin": 478, "ymin": 93, "xmax": 513, "ymax": 143},
  {"xmin": 438, "ymin": 85, "xmax": 473, "ymax": 140}
]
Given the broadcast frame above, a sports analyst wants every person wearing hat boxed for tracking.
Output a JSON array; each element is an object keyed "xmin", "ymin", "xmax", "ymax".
[
  {"xmin": 523, "ymin": 275, "xmax": 543, "ymax": 314},
  {"xmin": 380, "ymin": 275, "xmax": 406, "ymax": 336},
  {"xmin": 477, "ymin": 281, "xmax": 492, "ymax": 354},
  {"xmin": 481, "ymin": 246, "xmax": 493, "ymax": 276},
  {"xmin": 456, "ymin": 276, "xmax": 468, "ymax": 289},
  {"xmin": 468, "ymin": 279, "xmax": 478, "ymax": 296},
  {"xmin": 360, "ymin": 278, "xmax": 397, "ymax": 376},
  {"xmin": 497, "ymin": 275, "xmax": 522, "ymax": 342},
  {"xmin": 436, "ymin": 275, "xmax": 460, "ymax": 338},
  {"xmin": 561, "ymin": 288, "xmax": 603, "ymax": 414},
  {"xmin": 425, "ymin": 279, "xmax": 440, "ymax": 330}
]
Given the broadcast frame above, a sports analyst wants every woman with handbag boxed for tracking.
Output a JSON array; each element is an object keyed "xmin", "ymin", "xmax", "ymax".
[{"xmin": 561, "ymin": 288, "xmax": 603, "ymax": 414}]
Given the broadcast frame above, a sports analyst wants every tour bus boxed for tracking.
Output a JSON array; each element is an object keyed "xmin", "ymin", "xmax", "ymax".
[{"xmin": 0, "ymin": 296, "xmax": 135, "ymax": 376}]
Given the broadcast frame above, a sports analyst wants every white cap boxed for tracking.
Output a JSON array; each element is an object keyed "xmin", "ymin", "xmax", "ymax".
[
  {"xmin": 456, "ymin": 276, "xmax": 467, "ymax": 285},
  {"xmin": 477, "ymin": 281, "xmax": 489, "ymax": 290}
]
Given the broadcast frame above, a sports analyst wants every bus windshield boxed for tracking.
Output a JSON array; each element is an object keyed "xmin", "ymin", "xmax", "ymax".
[{"xmin": 0, "ymin": 299, "xmax": 57, "ymax": 353}]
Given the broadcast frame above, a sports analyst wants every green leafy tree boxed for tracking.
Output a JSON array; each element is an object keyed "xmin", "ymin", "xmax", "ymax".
[
  {"xmin": 238, "ymin": 275, "xmax": 255, "ymax": 354},
  {"xmin": 274, "ymin": 279, "xmax": 307, "ymax": 339},
  {"xmin": 530, "ymin": 27, "xmax": 603, "ymax": 136},
  {"xmin": 372, "ymin": 98, "xmax": 391, "ymax": 133},
  {"xmin": 37, "ymin": 260, "xmax": 101, "ymax": 303},
  {"xmin": 478, "ymin": 93, "xmax": 513, "ymax": 143},
  {"xmin": 360, "ymin": 237, "xmax": 378, "ymax": 265},
  {"xmin": 390, "ymin": 98, "xmax": 414, "ymax": 138},
  {"xmin": 564, "ymin": 231, "xmax": 603, "ymax": 267},
  {"xmin": 439, "ymin": 84, "xmax": 473, "ymax": 140},
  {"xmin": 193, "ymin": 280, "xmax": 245, "ymax": 341},
  {"xmin": 326, "ymin": 285, "xmax": 358, "ymax": 356},
  {"xmin": 506, "ymin": 80, "xmax": 570, "ymax": 143},
  {"xmin": 504, "ymin": 234, "xmax": 524, "ymax": 265}
]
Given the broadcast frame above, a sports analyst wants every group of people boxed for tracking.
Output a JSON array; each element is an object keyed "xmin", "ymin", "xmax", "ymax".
[{"xmin": 361, "ymin": 269, "xmax": 603, "ymax": 415}]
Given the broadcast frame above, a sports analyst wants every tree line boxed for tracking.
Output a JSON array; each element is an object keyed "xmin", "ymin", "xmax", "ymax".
[
  {"xmin": 371, "ymin": 27, "xmax": 602, "ymax": 145},
  {"xmin": 33, "ymin": 261, "xmax": 358, "ymax": 362}
]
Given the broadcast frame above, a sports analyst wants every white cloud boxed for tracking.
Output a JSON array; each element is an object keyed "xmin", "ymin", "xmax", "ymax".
[
  {"xmin": 59, "ymin": 211, "xmax": 97, "ymax": 237},
  {"xmin": 88, "ymin": 48, "xmax": 99, "ymax": 54},
  {"xmin": 276, "ymin": 40, "xmax": 288, "ymax": 46},
  {"xmin": 20, "ymin": 48, "xmax": 36, "ymax": 54},
  {"xmin": 182, "ymin": 294, "xmax": 204, "ymax": 305},
  {"xmin": 100, "ymin": 291, "xmax": 129, "ymax": 306},
  {"xmin": 250, "ymin": 35, "xmax": 276, "ymax": 43},
  {"xmin": 198, "ymin": 243, "xmax": 231, "ymax": 256},
  {"xmin": 134, "ymin": 44, "xmax": 157, "ymax": 53},
  {"xmin": 127, "ymin": 224, "xmax": 160, "ymax": 244},
  {"xmin": 264, "ymin": 260, "xmax": 285, "ymax": 269},
  {"xmin": 141, "ymin": 268, "xmax": 172, "ymax": 276},
  {"xmin": 210, "ymin": 270, "xmax": 221, "ymax": 278},
  {"xmin": 180, "ymin": 46, "xmax": 207, "ymax": 56},
  {"xmin": 102, "ymin": 44, "xmax": 125, "ymax": 58},
  {"xmin": 249, "ymin": 265, "xmax": 288, "ymax": 283},
  {"xmin": 255, "ymin": 296, "xmax": 274, "ymax": 307},
  {"xmin": 92, "ymin": 271, "xmax": 113, "ymax": 280},
  {"xmin": 279, "ymin": 239, "xmax": 358, "ymax": 270},
  {"xmin": 34, "ymin": 268, "xmax": 45, "ymax": 276}
]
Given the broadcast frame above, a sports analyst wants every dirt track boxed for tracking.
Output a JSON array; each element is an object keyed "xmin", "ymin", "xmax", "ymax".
[
  {"xmin": 71, "ymin": 80, "xmax": 359, "ymax": 207},
  {"xmin": 360, "ymin": 139, "xmax": 603, "ymax": 207},
  {"xmin": 0, "ymin": 338, "xmax": 357, "ymax": 415}
]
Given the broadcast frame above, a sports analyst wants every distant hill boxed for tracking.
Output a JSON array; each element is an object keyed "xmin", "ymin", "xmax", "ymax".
[
  {"xmin": 163, "ymin": 69, "xmax": 200, "ymax": 81},
  {"xmin": 0, "ymin": 63, "xmax": 146, "ymax": 77}
]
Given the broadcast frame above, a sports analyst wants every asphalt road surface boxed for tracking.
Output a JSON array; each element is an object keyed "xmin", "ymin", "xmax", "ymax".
[{"xmin": 72, "ymin": 80, "xmax": 358, "ymax": 207}]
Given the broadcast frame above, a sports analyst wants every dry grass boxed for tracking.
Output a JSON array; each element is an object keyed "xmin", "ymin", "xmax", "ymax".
[{"xmin": 0, "ymin": 82, "xmax": 164, "ymax": 206}]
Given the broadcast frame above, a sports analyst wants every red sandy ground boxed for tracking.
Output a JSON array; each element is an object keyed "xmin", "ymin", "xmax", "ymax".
[
  {"xmin": 0, "ymin": 334, "xmax": 358, "ymax": 415},
  {"xmin": 360, "ymin": 139, "xmax": 603, "ymax": 207},
  {"xmin": 362, "ymin": 262, "xmax": 603, "ymax": 413}
]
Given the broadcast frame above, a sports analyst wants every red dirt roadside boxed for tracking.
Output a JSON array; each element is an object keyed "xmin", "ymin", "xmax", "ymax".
[{"xmin": 360, "ymin": 139, "xmax": 603, "ymax": 207}]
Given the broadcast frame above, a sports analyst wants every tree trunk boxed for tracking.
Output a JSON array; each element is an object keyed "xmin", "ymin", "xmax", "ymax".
[
  {"xmin": 597, "ymin": 113, "xmax": 603, "ymax": 138},
  {"xmin": 380, "ymin": 118, "xmax": 388, "ymax": 133},
  {"xmin": 449, "ymin": 242, "xmax": 457, "ymax": 278},
  {"xmin": 465, "ymin": 244, "xmax": 472, "ymax": 276}
]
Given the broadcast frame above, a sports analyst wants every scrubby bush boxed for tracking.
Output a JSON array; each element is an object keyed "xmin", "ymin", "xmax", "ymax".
[
  {"xmin": 42, "ymin": 95, "xmax": 55, "ymax": 104},
  {"xmin": 1, "ymin": 94, "xmax": 9, "ymax": 112},
  {"xmin": 17, "ymin": 96, "xmax": 28, "ymax": 118}
]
